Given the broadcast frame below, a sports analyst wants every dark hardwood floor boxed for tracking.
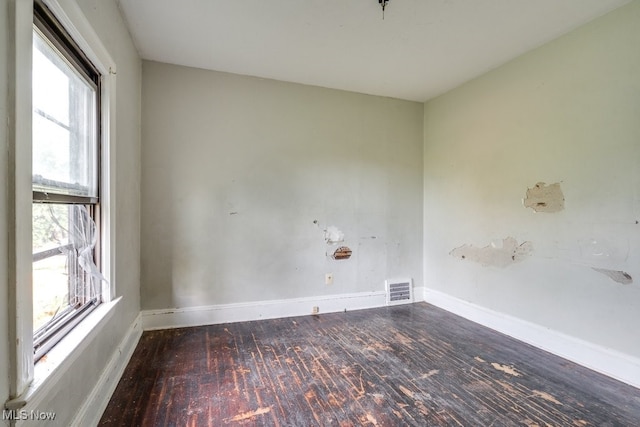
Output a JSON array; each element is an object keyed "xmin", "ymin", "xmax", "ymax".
[{"xmin": 100, "ymin": 302, "xmax": 640, "ymax": 426}]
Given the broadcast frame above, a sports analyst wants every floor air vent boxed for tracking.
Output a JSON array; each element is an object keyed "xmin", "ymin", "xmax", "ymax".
[{"xmin": 385, "ymin": 278, "xmax": 413, "ymax": 306}]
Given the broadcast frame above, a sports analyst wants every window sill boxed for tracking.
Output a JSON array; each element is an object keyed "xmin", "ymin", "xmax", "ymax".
[{"xmin": 5, "ymin": 297, "xmax": 121, "ymax": 411}]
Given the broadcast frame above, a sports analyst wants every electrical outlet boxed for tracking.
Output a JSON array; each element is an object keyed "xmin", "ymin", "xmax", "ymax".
[
  {"xmin": 312, "ymin": 306, "xmax": 319, "ymax": 315},
  {"xmin": 325, "ymin": 273, "xmax": 333, "ymax": 285}
]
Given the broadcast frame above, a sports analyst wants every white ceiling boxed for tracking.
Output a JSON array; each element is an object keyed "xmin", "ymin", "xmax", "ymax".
[{"xmin": 117, "ymin": 0, "xmax": 630, "ymax": 102}]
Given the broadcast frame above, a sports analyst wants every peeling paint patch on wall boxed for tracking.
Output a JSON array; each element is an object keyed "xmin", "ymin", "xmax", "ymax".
[
  {"xmin": 325, "ymin": 226, "xmax": 345, "ymax": 244},
  {"xmin": 592, "ymin": 268, "xmax": 633, "ymax": 284},
  {"xmin": 523, "ymin": 182, "xmax": 565, "ymax": 213},
  {"xmin": 450, "ymin": 237, "xmax": 533, "ymax": 268}
]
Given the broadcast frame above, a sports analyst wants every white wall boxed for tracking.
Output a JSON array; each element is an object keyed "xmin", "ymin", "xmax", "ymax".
[
  {"xmin": 1, "ymin": 0, "xmax": 141, "ymax": 424},
  {"xmin": 423, "ymin": 1, "xmax": 640, "ymax": 357},
  {"xmin": 141, "ymin": 61, "xmax": 423, "ymax": 310},
  {"xmin": 1, "ymin": 0, "xmax": 11, "ymax": 418}
]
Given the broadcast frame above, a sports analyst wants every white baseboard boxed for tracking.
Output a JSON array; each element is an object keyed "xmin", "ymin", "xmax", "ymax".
[
  {"xmin": 424, "ymin": 288, "xmax": 640, "ymax": 389},
  {"xmin": 142, "ymin": 287, "xmax": 426, "ymax": 331},
  {"xmin": 71, "ymin": 314, "xmax": 142, "ymax": 427}
]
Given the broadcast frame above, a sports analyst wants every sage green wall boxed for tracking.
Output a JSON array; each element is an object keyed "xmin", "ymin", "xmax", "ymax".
[
  {"xmin": 423, "ymin": 1, "xmax": 640, "ymax": 357},
  {"xmin": 141, "ymin": 61, "xmax": 424, "ymax": 310}
]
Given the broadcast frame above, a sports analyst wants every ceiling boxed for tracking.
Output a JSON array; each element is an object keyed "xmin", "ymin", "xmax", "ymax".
[{"xmin": 117, "ymin": 0, "xmax": 630, "ymax": 102}]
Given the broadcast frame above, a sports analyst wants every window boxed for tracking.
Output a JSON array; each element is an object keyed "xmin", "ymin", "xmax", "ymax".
[{"xmin": 31, "ymin": 1, "xmax": 104, "ymax": 361}]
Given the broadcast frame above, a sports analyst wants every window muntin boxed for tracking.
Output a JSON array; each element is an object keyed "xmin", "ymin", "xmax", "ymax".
[{"xmin": 32, "ymin": 1, "xmax": 103, "ymax": 362}]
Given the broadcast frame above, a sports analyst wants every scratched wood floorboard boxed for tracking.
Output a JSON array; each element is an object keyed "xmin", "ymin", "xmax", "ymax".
[{"xmin": 99, "ymin": 303, "xmax": 640, "ymax": 426}]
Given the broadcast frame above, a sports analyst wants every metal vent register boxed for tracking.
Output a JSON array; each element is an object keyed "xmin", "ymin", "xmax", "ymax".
[{"xmin": 385, "ymin": 279, "xmax": 413, "ymax": 306}]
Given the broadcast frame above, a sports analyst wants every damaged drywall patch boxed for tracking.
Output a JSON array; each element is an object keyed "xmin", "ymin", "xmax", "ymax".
[
  {"xmin": 450, "ymin": 237, "xmax": 533, "ymax": 268},
  {"xmin": 524, "ymin": 182, "xmax": 564, "ymax": 213},
  {"xmin": 332, "ymin": 246, "xmax": 352, "ymax": 260},
  {"xmin": 324, "ymin": 226, "xmax": 345, "ymax": 244},
  {"xmin": 592, "ymin": 268, "xmax": 633, "ymax": 285}
]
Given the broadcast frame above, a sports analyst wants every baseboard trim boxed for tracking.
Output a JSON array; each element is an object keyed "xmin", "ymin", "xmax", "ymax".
[
  {"xmin": 142, "ymin": 287, "xmax": 426, "ymax": 331},
  {"xmin": 424, "ymin": 288, "xmax": 640, "ymax": 389},
  {"xmin": 71, "ymin": 314, "xmax": 142, "ymax": 426}
]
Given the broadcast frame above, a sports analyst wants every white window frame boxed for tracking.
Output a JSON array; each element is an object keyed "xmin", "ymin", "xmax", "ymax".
[{"xmin": 6, "ymin": 0, "xmax": 117, "ymax": 407}]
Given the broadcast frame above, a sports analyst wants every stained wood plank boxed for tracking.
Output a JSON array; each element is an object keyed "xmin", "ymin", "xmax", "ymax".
[{"xmin": 100, "ymin": 303, "xmax": 640, "ymax": 426}]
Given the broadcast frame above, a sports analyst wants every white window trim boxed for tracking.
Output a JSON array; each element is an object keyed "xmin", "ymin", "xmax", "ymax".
[{"xmin": 6, "ymin": 0, "xmax": 117, "ymax": 406}]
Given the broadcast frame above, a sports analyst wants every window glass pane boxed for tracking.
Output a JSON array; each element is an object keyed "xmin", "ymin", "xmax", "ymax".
[
  {"xmin": 33, "ymin": 38, "xmax": 69, "ymax": 125},
  {"xmin": 33, "ymin": 203, "xmax": 69, "ymax": 253},
  {"xmin": 33, "ymin": 254, "xmax": 70, "ymax": 332},
  {"xmin": 32, "ymin": 29, "xmax": 98, "ymax": 198},
  {"xmin": 32, "ymin": 112, "xmax": 71, "ymax": 185},
  {"xmin": 32, "ymin": 204, "xmax": 71, "ymax": 333},
  {"xmin": 32, "ymin": 204, "xmax": 101, "ymax": 335}
]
